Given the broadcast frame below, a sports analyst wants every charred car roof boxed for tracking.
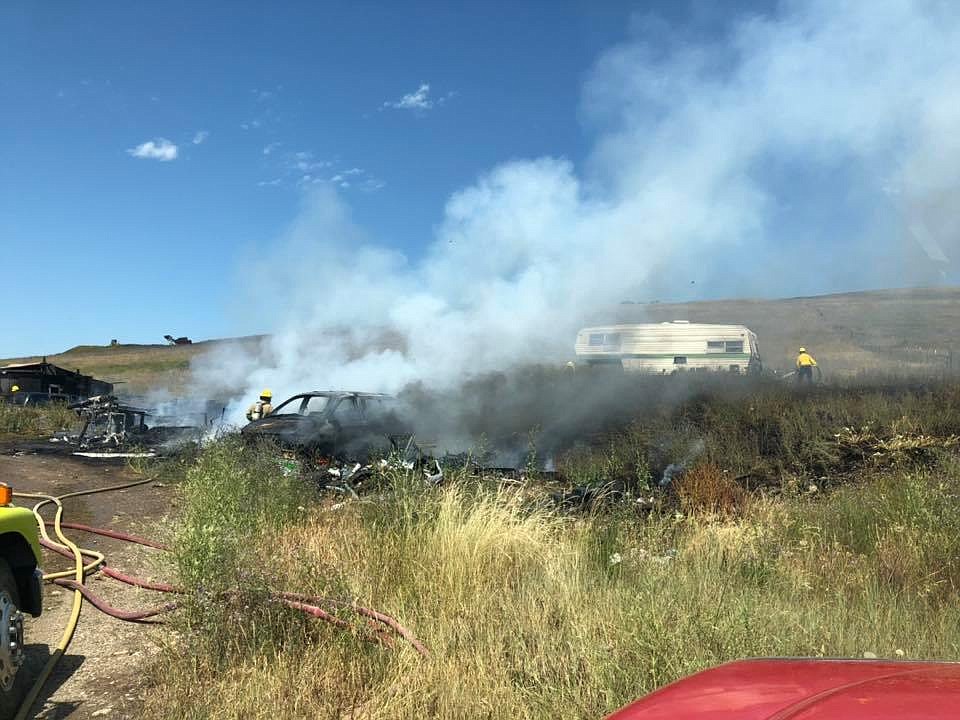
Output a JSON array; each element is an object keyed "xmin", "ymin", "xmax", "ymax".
[{"xmin": 295, "ymin": 391, "xmax": 394, "ymax": 398}]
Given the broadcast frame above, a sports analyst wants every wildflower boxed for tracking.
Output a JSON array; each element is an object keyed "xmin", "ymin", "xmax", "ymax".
[
  {"xmin": 895, "ymin": 649, "xmax": 905, "ymax": 657},
  {"xmin": 609, "ymin": 552, "xmax": 623, "ymax": 566}
]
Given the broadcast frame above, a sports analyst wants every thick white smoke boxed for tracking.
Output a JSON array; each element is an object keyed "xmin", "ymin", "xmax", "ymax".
[{"xmin": 193, "ymin": 0, "xmax": 960, "ymax": 423}]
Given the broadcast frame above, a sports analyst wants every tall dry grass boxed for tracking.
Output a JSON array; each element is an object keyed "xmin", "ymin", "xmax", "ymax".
[
  {"xmin": 145, "ymin": 434, "xmax": 960, "ymax": 720},
  {"xmin": 0, "ymin": 402, "xmax": 77, "ymax": 439}
]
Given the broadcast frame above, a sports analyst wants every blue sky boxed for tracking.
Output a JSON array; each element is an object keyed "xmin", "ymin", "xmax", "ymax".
[
  {"xmin": 1, "ymin": 1, "xmax": 776, "ymax": 357},
  {"xmin": 4, "ymin": 1, "xmax": 956, "ymax": 361}
]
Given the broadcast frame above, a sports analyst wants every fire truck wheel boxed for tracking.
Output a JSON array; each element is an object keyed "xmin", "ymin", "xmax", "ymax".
[{"xmin": 0, "ymin": 559, "xmax": 27, "ymax": 716}]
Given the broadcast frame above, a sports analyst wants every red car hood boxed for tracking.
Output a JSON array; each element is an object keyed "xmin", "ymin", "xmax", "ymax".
[{"xmin": 606, "ymin": 659, "xmax": 960, "ymax": 720}]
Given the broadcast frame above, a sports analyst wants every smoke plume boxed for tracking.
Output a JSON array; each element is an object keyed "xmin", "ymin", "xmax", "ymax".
[{"xmin": 193, "ymin": 0, "xmax": 960, "ymax": 436}]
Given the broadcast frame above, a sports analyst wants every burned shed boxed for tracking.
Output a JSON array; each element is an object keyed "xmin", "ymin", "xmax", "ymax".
[{"xmin": 0, "ymin": 359, "xmax": 113, "ymax": 402}]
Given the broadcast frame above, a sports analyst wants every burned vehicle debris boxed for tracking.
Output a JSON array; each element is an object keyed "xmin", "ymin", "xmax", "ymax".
[
  {"xmin": 240, "ymin": 391, "xmax": 416, "ymax": 461},
  {"xmin": 49, "ymin": 395, "xmax": 201, "ymax": 456},
  {"xmin": 73, "ymin": 395, "xmax": 149, "ymax": 447}
]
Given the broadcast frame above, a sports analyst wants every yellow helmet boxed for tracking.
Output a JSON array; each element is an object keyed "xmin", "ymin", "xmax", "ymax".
[
  {"xmin": 11, "ymin": 385, "xmax": 19, "ymax": 393},
  {"xmin": 260, "ymin": 389, "xmax": 272, "ymax": 399},
  {"xmin": 799, "ymin": 347, "xmax": 807, "ymax": 353}
]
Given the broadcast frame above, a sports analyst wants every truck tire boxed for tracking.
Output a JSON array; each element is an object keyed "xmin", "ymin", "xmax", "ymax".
[{"xmin": 0, "ymin": 559, "xmax": 27, "ymax": 718}]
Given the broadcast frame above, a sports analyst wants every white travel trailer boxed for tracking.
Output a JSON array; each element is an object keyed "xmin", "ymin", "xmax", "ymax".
[{"xmin": 574, "ymin": 321, "xmax": 761, "ymax": 373}]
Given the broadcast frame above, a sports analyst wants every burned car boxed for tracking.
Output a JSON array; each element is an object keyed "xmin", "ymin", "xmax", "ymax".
[{"xmin": 240, "ymin": 391, "xmax": 415, "ymax": 461}]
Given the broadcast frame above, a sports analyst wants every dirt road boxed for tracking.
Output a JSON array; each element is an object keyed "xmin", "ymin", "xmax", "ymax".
[{"xmin": 0, "ymin": 446, "xmax": 175, "ymax": 720}]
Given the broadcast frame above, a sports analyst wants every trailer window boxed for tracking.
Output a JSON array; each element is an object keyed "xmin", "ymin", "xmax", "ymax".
[
  {"xmin": 725, "ymin": 341, "xmax": 744, "ymax": 353},
  {"xmin": 588, "ymin": 333, "xmax": 621, "ymax": 348},
  {"xmin": 707, "ymin": 341, "xmax": 725, "ymax": 351},
  {"xmin": 673, "ymin": 356, "xmax": 687, "ymax": 365}
]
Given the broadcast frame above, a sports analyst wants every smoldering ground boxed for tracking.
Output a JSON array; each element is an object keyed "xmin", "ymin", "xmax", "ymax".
[{"xmin": 397, "ymin": 368, "xmax": 760, "ymax": 469}]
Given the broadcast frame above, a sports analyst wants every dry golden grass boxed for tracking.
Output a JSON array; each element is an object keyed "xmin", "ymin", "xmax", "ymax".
[{"xmin": 144, "ymin": 440, "xmax": 960, "ymax": 720}]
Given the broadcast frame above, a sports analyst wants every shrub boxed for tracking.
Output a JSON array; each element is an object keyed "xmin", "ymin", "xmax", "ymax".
[
  {"xmin": 676, "ymin": 462, "xmax": 745, "ymax": 515},
  {"xmin": 172, "ymin": 436, "xmax": 315, "ymax": 662}
]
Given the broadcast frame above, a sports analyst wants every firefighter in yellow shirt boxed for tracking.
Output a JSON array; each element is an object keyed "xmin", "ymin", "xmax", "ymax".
[
  {"xmin": 795, "ymin": 347, "xmax": 817, "ymax": 384},
  {"xmin": 246, "ymin": 389, "xmax": 274, "ymax": 421}
]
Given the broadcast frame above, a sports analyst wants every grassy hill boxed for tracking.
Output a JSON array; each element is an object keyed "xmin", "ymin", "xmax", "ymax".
[
  {"xmin": 611, "ymin": 286, "xmax": 960, "ymax": 374},
  {"xmin": 4, "ymin": 287, "xmax": 960, "ymax": 394},
  {"xmin": 0, "ymin": 336, "xmax": 266, "ymax": 395}
]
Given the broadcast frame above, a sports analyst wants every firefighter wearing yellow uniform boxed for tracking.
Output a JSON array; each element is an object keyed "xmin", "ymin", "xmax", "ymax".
[
  {"xmin": 246, "ymin": 389, "xmax": 274, "ymax": 421},
  {"xmin": 795, "ymin": 347, "xmax": 817, "ymax": 384}
]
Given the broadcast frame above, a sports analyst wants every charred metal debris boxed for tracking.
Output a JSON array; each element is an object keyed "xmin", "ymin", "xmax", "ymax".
[{"xmin": 50, "ymin": 395, "xmax": 200, "ymax": 456}]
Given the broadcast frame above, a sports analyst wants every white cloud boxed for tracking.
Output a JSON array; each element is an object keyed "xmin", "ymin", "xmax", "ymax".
[
  {"xmin": 127, "ymin": 138, "xmax": 178, "ymax": 161},
  {"xmin": 290, "ymin": 151, "xmax": 330, "ymax": 173},
  {"xmin": 326, "ymin": 174, "xmax": 352, "ymax": 188},
  {"xmin": 260, "ymin": 151, "xmax": 382, "ymax": 192},
  {"xmin": 361, "ymin": 178, "xmax": 386, "ymax": 192},
  {"xmin": 384, "ymin": 83, "xmax": 436, "ymax": 111},
  {"xmin": 327, "ymin": 167, "xmax": 382, "ymax": 191},
  {"xmin": 192, "ymin": 130, "xmax": 209, "ymax": 145}
]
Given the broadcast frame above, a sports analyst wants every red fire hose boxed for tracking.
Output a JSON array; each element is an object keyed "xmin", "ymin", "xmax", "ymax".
[
  {"xmin": 51, "ymin": 579, "xmax": 178, "ymax": 622},
  {"xmin": 38, "ymin": 519, "xmax": 429, "ymax": 655},
  {"xmin": 45, "ymin": 520, "xmax": 170, "ymax": 550}
]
